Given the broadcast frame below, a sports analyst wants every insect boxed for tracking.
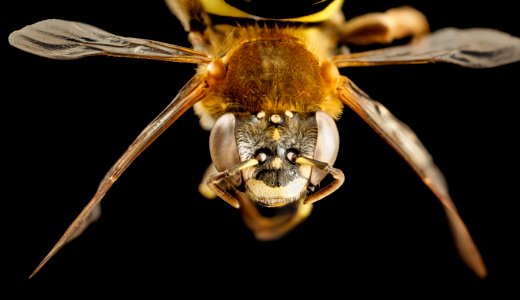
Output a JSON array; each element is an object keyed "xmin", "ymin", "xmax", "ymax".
[{"xmin": 9, "ymin": 0, "xmax": 520, "ymax": 279}]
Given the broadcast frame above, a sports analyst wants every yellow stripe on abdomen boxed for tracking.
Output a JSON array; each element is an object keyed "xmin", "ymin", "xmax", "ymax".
[{"xmin": 200, "ymin": 0, "xmax": 344, "ymax": 22}]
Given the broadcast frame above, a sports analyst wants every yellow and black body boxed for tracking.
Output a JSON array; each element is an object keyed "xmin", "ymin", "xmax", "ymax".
[{"xmin": 9, "ymin": 0, "xmax": 520, "ymax": 278}]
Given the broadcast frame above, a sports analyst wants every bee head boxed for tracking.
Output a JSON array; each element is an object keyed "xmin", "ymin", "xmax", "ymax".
[{"xmin": 209, "ymin": 110, "xmax": 339, "ymax": 207}]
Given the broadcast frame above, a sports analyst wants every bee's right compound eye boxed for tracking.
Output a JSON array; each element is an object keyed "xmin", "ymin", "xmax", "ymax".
[{"xmin": 209, "ymin": 113, "xmax": 240, "ymax": 172}]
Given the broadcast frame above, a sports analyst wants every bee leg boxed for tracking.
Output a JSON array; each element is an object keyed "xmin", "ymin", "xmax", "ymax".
[
  {"xmin": 207, "ymin": 159, "xmax": 259, "ymax": 209},
  {"xmin": 206, "ymin": 166, "xmax": 309, "ymax": 240},
  {"xmin": 198, "ymin": 163, "xmax": 218, "ymax": 199},
  {"xmin": 238, "ymin": 199, "xmax": 313, "ymax": 241},
  {"xmin": 164, "ymin": 0, "xmax": 213, "ymax": 53},
  {"xmin": 339, "ymin": 6, "xmax": 429, "ymax": 45},
  {"xmin": 295, "ymin": 157, "xmax": 345, "ymax": 205},
  {"xmin": 207, "ymin": 158, "xmax": 313, "ymax": 240}
]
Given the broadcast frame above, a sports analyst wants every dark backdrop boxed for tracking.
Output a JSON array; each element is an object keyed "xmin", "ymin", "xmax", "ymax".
[{"xmin": 3, "ymin": 1, "xmax": 519, "ymax": 297}]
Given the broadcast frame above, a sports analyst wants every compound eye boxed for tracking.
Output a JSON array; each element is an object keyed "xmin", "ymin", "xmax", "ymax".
[
  {"xmin": 311, "ymin": 111, "xmax": 339, "ymax": 185},
  {"xmin": 209, "ymin": 113, "xmax": 240, "ymax": 172}
]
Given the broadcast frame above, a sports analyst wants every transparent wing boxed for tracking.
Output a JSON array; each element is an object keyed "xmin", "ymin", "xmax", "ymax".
[
  {"xmin": 337, "ymin": 76, "xmax": 487, "ymax": 278},
  {"xmin": 29, "ymin": 75, "xmax": 207, "ymax": 278},
  {"xmin": 8, "ymin": 19, "xmax": 211, "ymax": 64},
  {"xmin": 332, "ymin": 27, "xmax": 520, "ymax": 68}
]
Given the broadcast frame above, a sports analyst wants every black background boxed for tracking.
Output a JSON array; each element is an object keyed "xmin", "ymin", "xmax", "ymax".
[{"xmin": 3, "ymin": 1, "xmax": 519, "ymax": 297}]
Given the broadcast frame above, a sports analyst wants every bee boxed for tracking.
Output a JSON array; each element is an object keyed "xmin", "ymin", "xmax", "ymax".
[{"xmin": 9, "ymin": 0, "xmax": 520, "ymax": 279}]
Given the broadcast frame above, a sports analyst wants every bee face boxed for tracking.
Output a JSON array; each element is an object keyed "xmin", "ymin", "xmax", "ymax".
[
  {"xmin": 210, "ymin": 110, "xmax": 339, "ymax": 207},
  {"xmin": 236, "ymin": 112, "xmax": 316, "ymax": 207}
]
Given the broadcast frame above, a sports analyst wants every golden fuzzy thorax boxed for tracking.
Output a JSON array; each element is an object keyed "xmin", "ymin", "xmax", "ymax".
[{"xmin": 194, "ymin": 26, "xmax": 343, "ymax": 130}]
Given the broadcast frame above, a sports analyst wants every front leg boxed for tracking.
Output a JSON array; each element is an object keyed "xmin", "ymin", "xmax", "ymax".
[
  {"xmin": 238, "ymin": 196, "xmax": 314, "ymax": 241},
  {"xmin": 340, "ymin": 6, "xmax": 429, "ymax": 45},
  {"xmin": 206, "ymin": 160, "xmax": 313, "ymax": 241}
]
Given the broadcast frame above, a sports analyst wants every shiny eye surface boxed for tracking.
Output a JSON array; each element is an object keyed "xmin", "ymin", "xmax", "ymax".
[
  {"xmin": 209, "ymin": 113, "xmax": 240, "ymax": 172},
  {"xmin": 310, "ymin": 111, "xmax": 339, "ymax": 186}
]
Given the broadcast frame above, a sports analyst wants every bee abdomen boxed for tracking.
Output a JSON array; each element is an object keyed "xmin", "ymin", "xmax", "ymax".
[{"xmin": 200, "ymin": 0, "xmax": 344, "ymax": 22}]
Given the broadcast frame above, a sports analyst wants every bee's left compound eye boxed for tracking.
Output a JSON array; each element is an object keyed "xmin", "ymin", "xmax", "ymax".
[{"xmin": 311, "ymin": 111, "xmax": 340, "ymax": 185}]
